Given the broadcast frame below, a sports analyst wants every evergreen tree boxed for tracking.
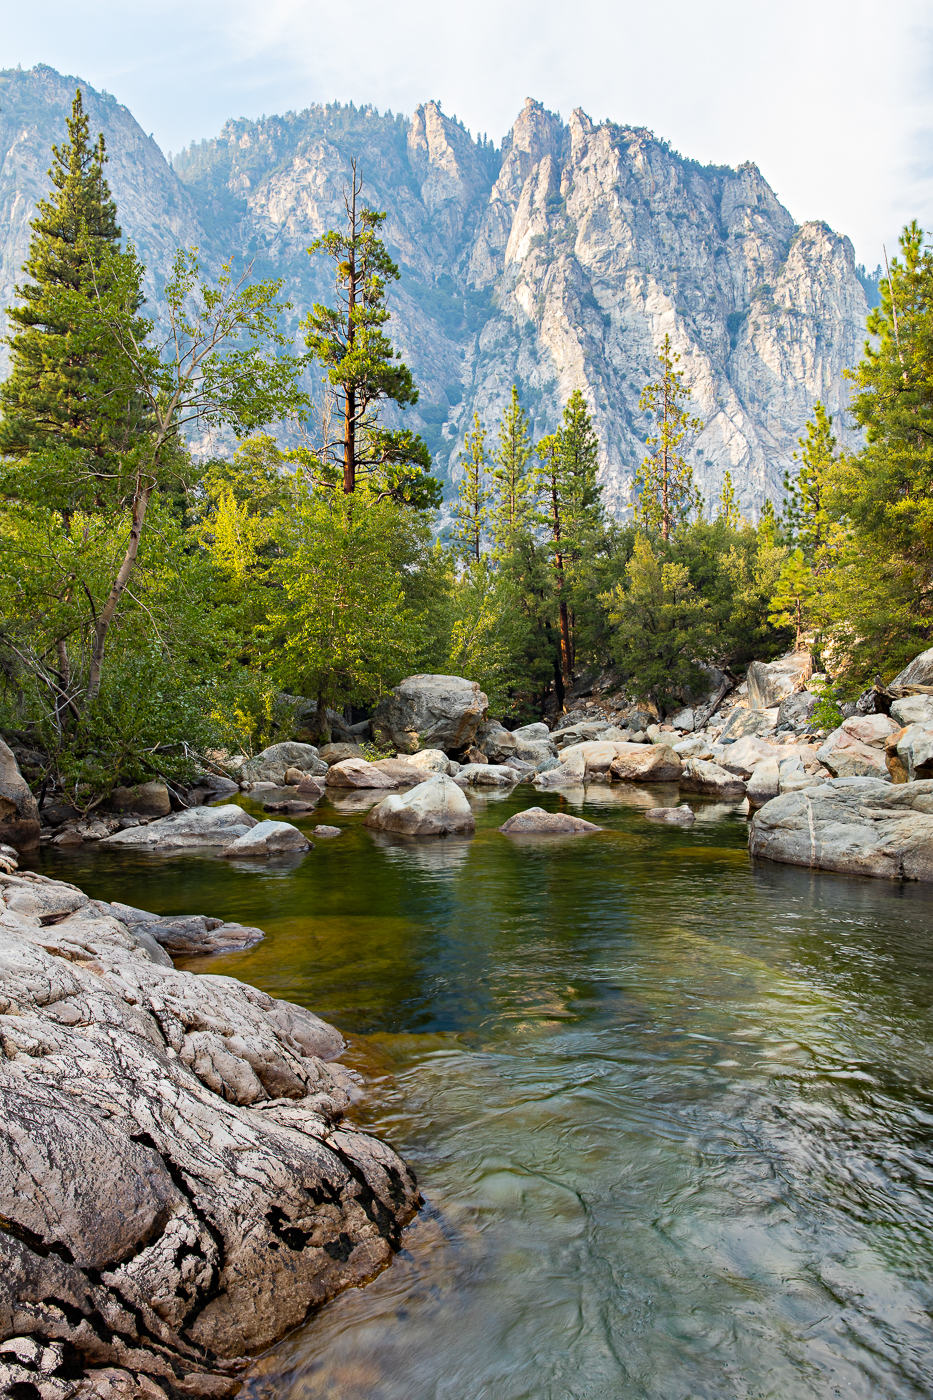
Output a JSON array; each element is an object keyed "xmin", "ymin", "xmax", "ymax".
[
  {"xmin": 535, "ymin": 390, "xmax": 604, "ymax": 688},
  {"xmin": 303, "ymin": 161, "xmax": 438, "ymax": 506},
  {"xmin": 769, "ymin": 404, "xmax": 836, "ymax": 651},
  {"xmin": 0, "ymin": 89, "xmax": 141, "ymax": 462},
  {"xmin": 717, "ymin": 470, "xmax": 742, "ymax": 528},
  {"xmin": 780, "ymin": 402, "xmax": 834, "ymax": 554},
  {"xmin": 634, "ymin": 335, "xmax": 703, "ymax": 539},
  {"xmin": 450, "ymin": 413, "xmax": 490, "ymax": 563},
  {"xmin": 490, "ymin": 384, "xmax": 533, "ymax": 553}
]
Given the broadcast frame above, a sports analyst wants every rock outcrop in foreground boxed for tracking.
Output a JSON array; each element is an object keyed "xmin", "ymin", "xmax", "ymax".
[
  {"xmin": 749, "ymin": 777, "xmax": 933, "ymax": 880},
  {"xmin": 0, "ymin": 871, "xmax": 420, "ymax": 1398}
]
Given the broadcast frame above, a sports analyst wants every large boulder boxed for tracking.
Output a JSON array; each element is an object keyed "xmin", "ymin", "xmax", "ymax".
[
  {"xmin": 0, "ymin": 740, "xmax": 40, "ymax": 853},
  {"xmin": 371, "ymin": 757, "xmax": 429, "ymax": 784},
  {"xmin": 816, "ymin": 728, "xmax": 889, "ymax": 779},
  {"xmin": 885, "ymin": 723, "xmax": 933, "ymax": 783},
  {"xmin": 891, "ymin": 695, "xmax": 933, "ymax": 727},
  {"xmin": 890, "ymin": 647, "xmax": 933, "ymax": 690},
  {"xmin": 718, "ymin": 707, "xmax": 777, "ymax": 743},
  {"xmin": 776, "ymin": 689, "xmax": 818, "ymax": 731},
  {"xmin": 371, "ymin": 674, "xmax": 487, "ymax": 754},
  {"xmin": 679, "ymin": 758, "xmax": 747, "ymax": 798},
  {"xmin": 511, "ymin": 722, "xmax": 551, "ymax": 743},
  {"xmin": 609, "ymin": 743, "xmax": 682, "ymax": 783},
  {"xmin": 100, "ymin": 804, "xmax": 257, "ymax": 852},
  {"xmin": 499, "ymin": 807, "xmax": 602, "ymax": 835},
  {"xmin": 406, "ymin": 748, "xmax": 455, "ymax": 775},
  {"xmin": 0, "ymin": 872, "xmax": 419, "ymax": 1397},
  {"xmin": 477, "ymin": 720, "xmax": 517, "ymax": 762},
  {"xmin": 222, "ymin": 819, "xmax": 311, "ymax": 857},
  {"xmin": 243, "ymin": 743, "xmax": 327, "ymax": 784},
  {"xmin": 747, "ymin": 758, "xmax": 780, "ymax": 809},
  {"xmin": 746, "ymin": 651, "xmax": 813, "ymax": 710},
  {"xmin": 319, "ymin": 742, "xmax": 365, "ymax": 766},
  {"xmin": 749, "ymin": 776, "xmax": 933, "ymax": 880},
  {"xmin": 364, "ymin": 775, "xmax": 475, "ymax": 835},
  {"xmin": 325, "ymin": 758, "xmax": 398, "ymax": 789},
  {"xmin": 840, "ymin": 713, "xmax": 899, "ymax": 748},
  {"xmin": 111, "ymin": 780, "xmax": 172, "ymax": 816}
]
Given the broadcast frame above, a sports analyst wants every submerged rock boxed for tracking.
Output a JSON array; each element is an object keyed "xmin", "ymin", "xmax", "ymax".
[
  {"xmin": 0, "ymin": 871, "xmax": 421, "ymax": 1397},
  {"xmin": 645, "ymin": 804, "xmax": 696, "ymax": 824},
  {"xmin": 364, "ymin": 775, "xmax": 475, "ymax": 835},
  {"xmin": 749, "ymin": 776, "xmax": 933, "ymax": 880},
  {"xmin": 499, "ymin": 807, "xmax": 602, "ymax": 834},
  {"xmin": 100, "ymin": 804, "xmax": 257, "ymax": 852}
]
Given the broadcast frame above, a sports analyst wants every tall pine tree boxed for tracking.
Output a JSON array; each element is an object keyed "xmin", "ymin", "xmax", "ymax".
[
  {"xmin": 535, "ymin": 390, "xmax": 603, "ymax": 689},
  {"xmin": 303, "ymin": 161, "xmax": 438, "ymax": 506},
  {"xmin": 0, "ymin": 90, "xmax": 138, "ymax": 461},
  {"xmin": 450, "ymin": 413, "xmax": 490, "ymax": 563},
  {"xmin": 490, "ymin": 384, "xmax": 533, "ymax": 555},
  {"xmin": 634, "ymin": 335, "xmax": 703, "ymax": 539}
]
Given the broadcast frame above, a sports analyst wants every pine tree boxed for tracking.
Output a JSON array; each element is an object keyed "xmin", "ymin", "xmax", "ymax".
[
  {"xmin": 769, "ymin": 404, "xmax": 836, "ymax": 651},
  {"xmin": 0, "ymin": 89, "xmax": 138, "ymax": 460},
  {"xmin": 490, "ymin": 384, "xmax": 533, "ymax": 553},
  {"xmin": 450, "ymin": 413, "xmax": 490, "ymax": 563},
  {"xmin": 717, "ymin": 470, "xmax": 742, "ymax": 528},
  {"xmin": 535, "ymin": 390, "xmax": 603, "ymax": 687},
  {"xmin": 780, "ymin": 402, "xmax": 834, "ymax": 555},
  {"xmin": 634, "ymin": 335, "xmax": 703, "ymax": 539},
  {"xmin": 303, "ymin": 161, "xmax": 438, "ymax": 506}
]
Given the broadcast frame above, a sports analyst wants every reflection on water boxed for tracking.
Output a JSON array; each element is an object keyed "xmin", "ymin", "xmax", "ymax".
[{"xmin": 37, "ymin": 785, "xmax": 933, "ymax": 1399}]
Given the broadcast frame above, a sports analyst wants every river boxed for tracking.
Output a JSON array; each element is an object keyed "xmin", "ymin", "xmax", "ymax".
[{"xmin": 39, "ymin": 783, "xmax": 933, "ymax": 1399}]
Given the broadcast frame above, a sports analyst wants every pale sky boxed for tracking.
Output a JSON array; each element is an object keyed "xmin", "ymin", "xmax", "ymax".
[{"xmin": 5, "ymin": 0, "xmax": 932, "ymax": 266}]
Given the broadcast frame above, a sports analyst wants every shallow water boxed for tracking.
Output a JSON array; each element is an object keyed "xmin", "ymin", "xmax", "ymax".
[{"xmin": 39, "ymin": 783, "xmax": 933, "ymax": 1400}]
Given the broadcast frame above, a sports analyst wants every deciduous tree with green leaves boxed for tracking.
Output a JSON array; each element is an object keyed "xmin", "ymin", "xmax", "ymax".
[{"xmin": 302, "ymin": 161, "xmax": 439, "ymax": 507}]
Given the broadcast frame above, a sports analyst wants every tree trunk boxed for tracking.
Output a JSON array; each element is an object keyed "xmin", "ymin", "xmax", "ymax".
[
  {"xmin": 344, "ymin": 386, "xmax": 356, "ymax": 494},
  {"xmin": 86, "ymin": 484, "xmax": 153, "ymax": 700}
]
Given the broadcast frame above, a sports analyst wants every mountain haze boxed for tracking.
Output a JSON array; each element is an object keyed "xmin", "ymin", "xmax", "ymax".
[{"xmin": 0, "ymin": 65, "xmax": 870, "ymax": 515}]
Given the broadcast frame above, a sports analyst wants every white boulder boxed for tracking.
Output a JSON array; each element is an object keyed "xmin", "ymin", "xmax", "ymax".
[{"xmin": 364, "ymin": 775, "xmax": 476, "ymax": 835}]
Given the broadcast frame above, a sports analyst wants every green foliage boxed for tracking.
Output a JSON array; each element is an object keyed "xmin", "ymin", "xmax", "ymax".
[
  {"xmin": 490, "ymin": 384, "xmax": 534, "ymax": 553},
  {"xmin": 302, "ymin": 162, "xmax": 438, "ymax": 506},
  {"xmin": 0, "ymin": 89, "xmax": 142, "ymax": 462},
  {"xmin": 634, "ymin": 334, "xmax": 703, "ymax": 538},
  {"xmin": 263, "ymin": 482, "xmax": 431, "ymax": 716},
  {"xmin": 808, "ymin": 676, "xmax": 845, "ymax": 733},
  {"xmin": 605, "ymin": 531, "xmax": 711, "ymax": 706},
  {"xmin": 449, "ymin": 413, "xmax": 490, "ymax": 563}
]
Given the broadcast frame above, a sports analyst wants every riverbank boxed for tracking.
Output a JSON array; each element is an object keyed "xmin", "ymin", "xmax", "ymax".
[{"xmin": 0, "ymin": 863, "xmax": 421, "ymax": 1399}]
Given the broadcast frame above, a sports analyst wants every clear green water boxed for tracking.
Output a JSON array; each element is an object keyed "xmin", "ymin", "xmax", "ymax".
[{"xmin": 36, "ymin": 784, "xmax": 933, "ymax": 1400}]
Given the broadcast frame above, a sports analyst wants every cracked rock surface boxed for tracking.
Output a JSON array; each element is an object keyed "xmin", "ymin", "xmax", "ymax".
[
  {"xmin": 749, "ymin": 776, "xmax": 933, "ymax": 879},
  {"xmin": 0, "ymin": 870, "xmax": 421, "ymax": 1398}
]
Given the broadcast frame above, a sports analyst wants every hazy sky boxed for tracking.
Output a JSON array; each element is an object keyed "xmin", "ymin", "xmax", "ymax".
[{"xmin": 6, "ymin": 0, "xmax": 932, "ymax": 265}]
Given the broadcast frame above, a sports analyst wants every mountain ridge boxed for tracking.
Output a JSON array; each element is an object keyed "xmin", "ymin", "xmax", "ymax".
[{"xmin": 0, "ymin": 65, "xmax": 869, "ymax": 516}]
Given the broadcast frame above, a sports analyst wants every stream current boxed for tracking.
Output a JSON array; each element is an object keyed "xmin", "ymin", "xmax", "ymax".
[{"xmin": 37, "ymin": 783, "xmax": 933, "ymax": 1400}]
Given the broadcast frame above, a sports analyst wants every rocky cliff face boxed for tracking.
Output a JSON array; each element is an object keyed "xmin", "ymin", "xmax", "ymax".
[{"xmin": 0, "ymin": 67, "xmax": 869, "ymax": 516}]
